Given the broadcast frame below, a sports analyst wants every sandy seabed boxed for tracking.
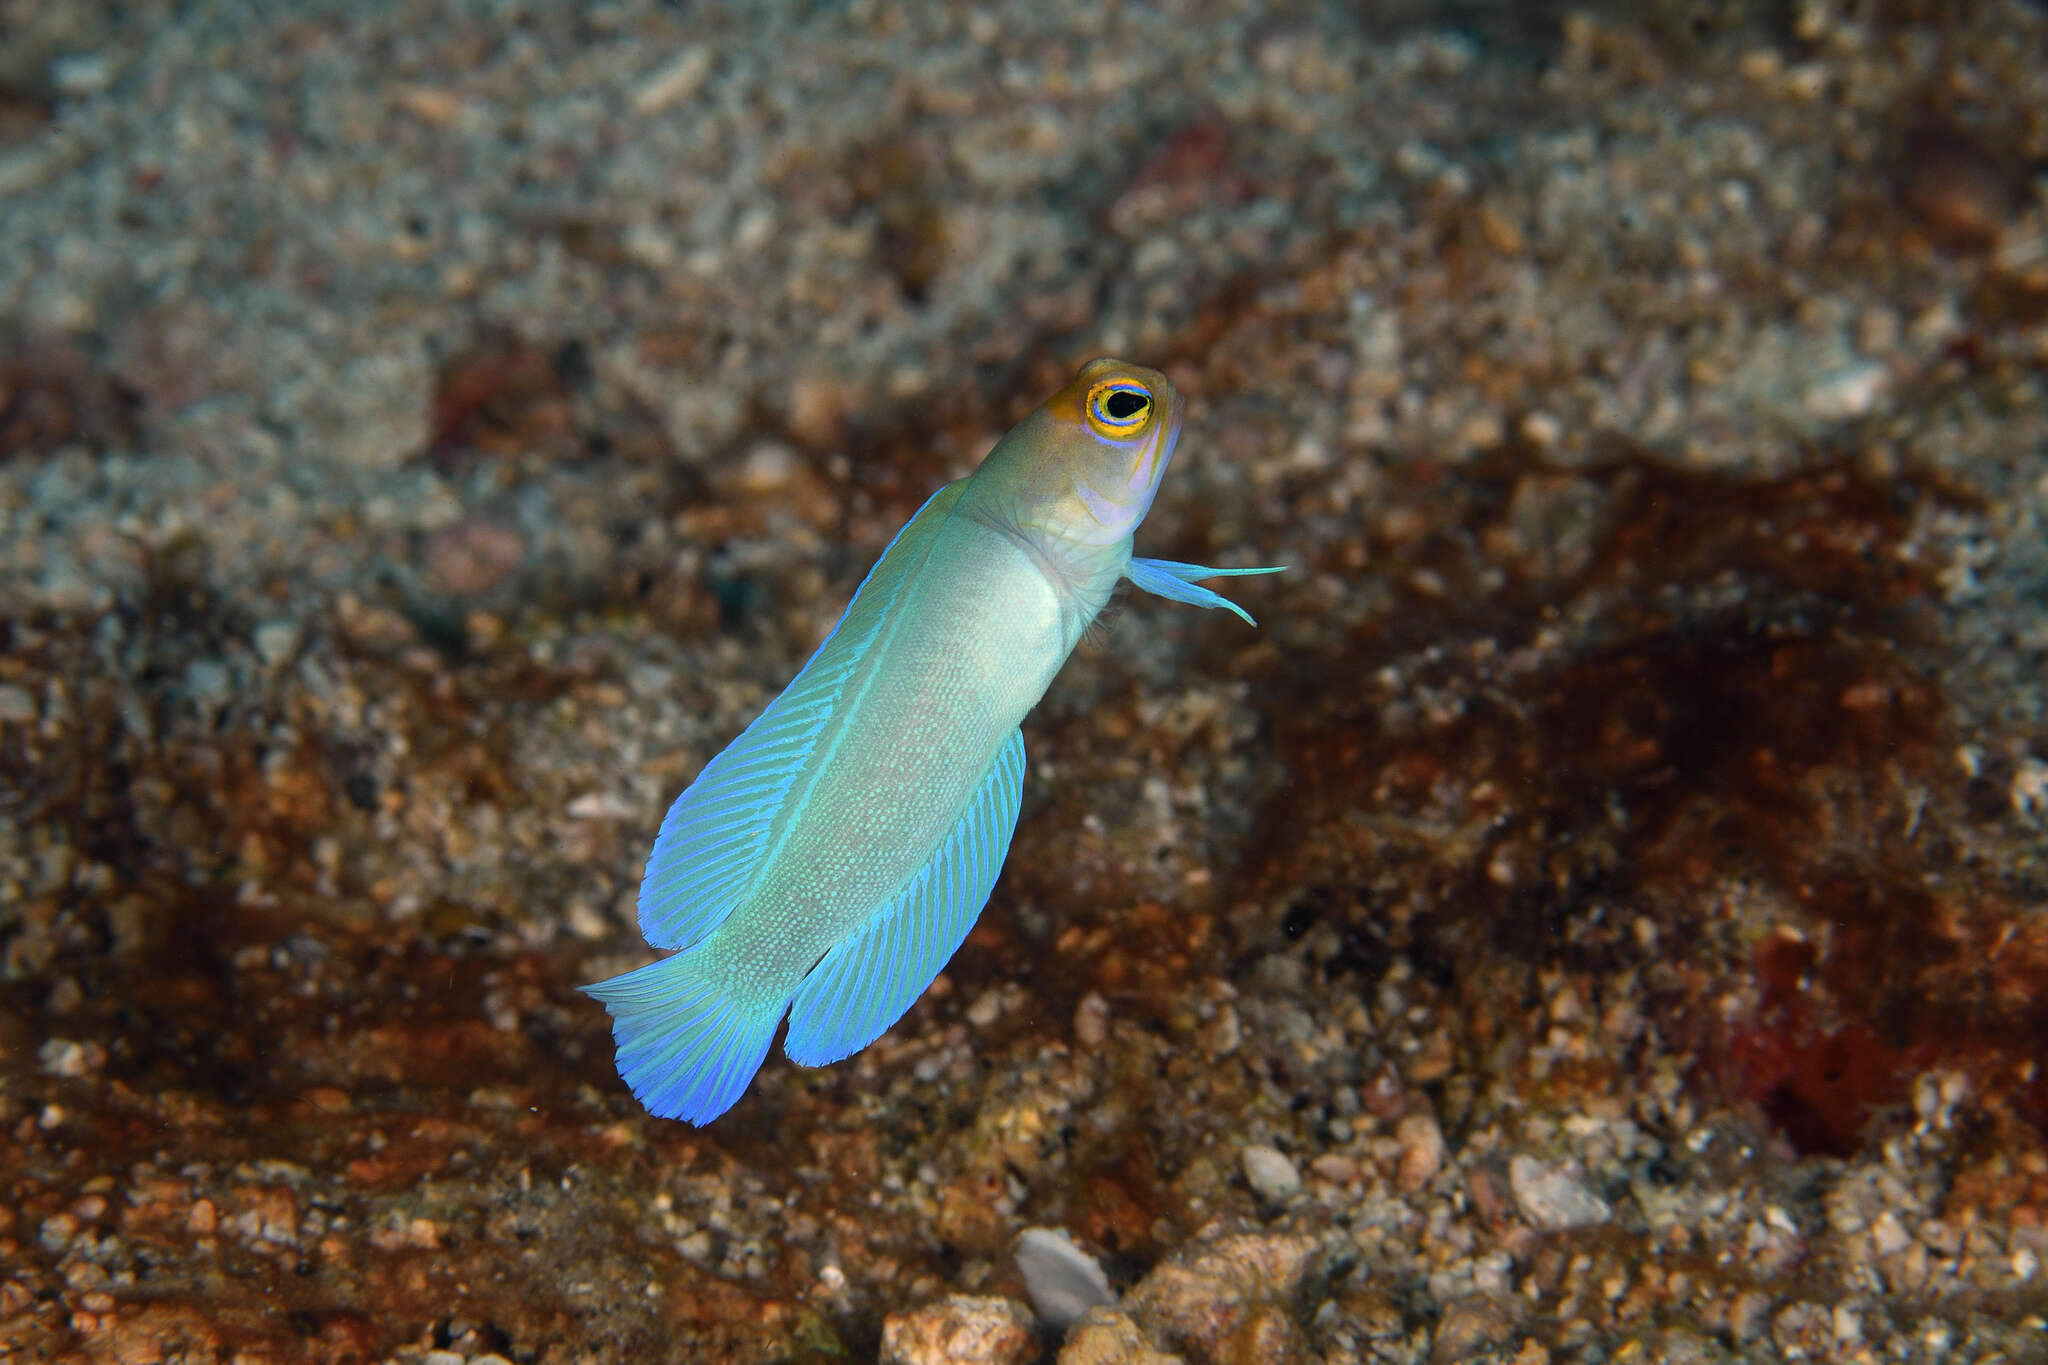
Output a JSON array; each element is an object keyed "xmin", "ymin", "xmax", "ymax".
[{"xmin": 3, "ymin": 2, "xmax": 2048, "ymax": 1362}]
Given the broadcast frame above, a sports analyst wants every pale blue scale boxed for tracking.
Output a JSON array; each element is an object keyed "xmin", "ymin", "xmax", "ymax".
[
  {"xmin": 1124, "ymin": 557, "xmax": 1288, "ymax": 627},
  {"xmin": 635, "ymin": 646, "xmax": 866, "ymax": 949},
  {"xmin": 783, "ymin": 727, "xmax": 1026, "ymax": 1066},
  {"xmin": 634, "ymin": 487, "xmax": 957, "ymax": 950}
]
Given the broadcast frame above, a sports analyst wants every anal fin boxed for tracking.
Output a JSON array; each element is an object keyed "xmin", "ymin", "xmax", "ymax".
[{"xmin": 783, "ymin": 729, "xmax": 1027, "ymax": 1066}]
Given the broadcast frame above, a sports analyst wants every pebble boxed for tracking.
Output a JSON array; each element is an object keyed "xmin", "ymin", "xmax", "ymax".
[
  {"xmin": 1309, "ymin": 1153, "xmax": 1359, "ymax": 1185},
  {"xmin": 38, "ymin": 1212, "xmax": 78, "ymax": 1252},
  {"xmin": 2011, "ymin": 757, "xmax": 2048, "ymax": 821},
  {"xmin": 1241, "ymin": 1144, "xmax": 1302, "ymax": 1203},
  {"xmin": 734, "ymin": 442, "xmax": 801, "ymax": 495},
  {"xmin": 0, "ymin": 685, "xmax": 35, "ymax": 723},
  {"xmin": 251, "ymin": 620, "xmax": 300, "ymax": 669},
  {"xmin": 1123, "ymin": 1231, "xmax": 1320, "ymax": 1360},
  {"xmin": 1772, "ymin": 1301, "xmax": 1832, "ymax": 1356},
  {"xmin": 49, "ymin": 52, "xmax": 115, "ymax": 95},
  {"xmin": 37, "ymin": 1038, "xmax": 103, "ymax": 1077},
  {"xmin": 391, "ymin": 86, "xmax": 462, "ymax": 127},
  {"xmin": 1056, "ymin": 1307, "xmax": 1181, "ymax": 1365},
  {"xmin": 1072, "ymin": 992, "xmax": 1111, "ymax": 1047},
  {"xmin": 879, "ymin": 1295, "xmax": 1037, "ymax": 1365},
  {"xmin": 182, "ymin": 659, "xmax": 231, "ymax": 711},
  {"xmin": 631, "ymin": 46, "xmax": 713, "ymax": 116},
  {"xmin": 422, "ymin": 519, "xmax": 526, "ymax": 597},
  {"xmin": 1013, "ymin": 1227, "xmax": 1115, "ymax": 1333},
  {"xmin": 1509, "ymin": 1155, "xmax": 1613, "ymax": 1231},
  {"xmin": 1228, "ymin": 1304, "xmax": 1310, "ymax": 1361},
  {"xmin": 1395, "ymin": 1113, "xmax": 1446, "ymax": 1191},
  {"xmin": 1432, "ymin": 1297, "xmax": 1515, "ymax": 1362},
  {"xmin": 1802, "ymin": 361, "xmax": 1889, "ymax": 421},
  {"xmin": 565, "ymin": 792, "xmax": 636, "ymax": 821},
  {"xmin": 45, "ymin": 976, "xmax": 83, "ymax": 1015},
  {"xmin": 1519, "ymin": 410, "xmax": 1563, "ymax": 449}
]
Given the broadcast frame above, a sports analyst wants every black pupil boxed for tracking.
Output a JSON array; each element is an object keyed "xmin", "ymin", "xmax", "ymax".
[{"xmin": 1104, "ymin": 390, "xmax": 1148, "ymax": 421}]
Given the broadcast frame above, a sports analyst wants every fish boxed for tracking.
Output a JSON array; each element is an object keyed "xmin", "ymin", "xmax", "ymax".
[{"xmin": 584, "ymin": 358, "xmax": 1282, "ymax": 1124}]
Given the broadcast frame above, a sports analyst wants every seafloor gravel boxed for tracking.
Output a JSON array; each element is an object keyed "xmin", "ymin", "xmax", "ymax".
[{"xmin": 3, "ymin": 0, "xmax": 2047, "ymax": 1361}]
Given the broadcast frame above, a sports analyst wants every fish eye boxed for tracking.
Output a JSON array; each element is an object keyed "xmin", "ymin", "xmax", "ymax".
[{"xmin": 1085, "ymin": 380, "xmax": 1153, "ymax": 437}]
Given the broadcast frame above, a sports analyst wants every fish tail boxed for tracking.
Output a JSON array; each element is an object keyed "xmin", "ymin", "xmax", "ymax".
[{"xmin": 582, "ymin": 952, "xmax": 781, "ymax": 1125}]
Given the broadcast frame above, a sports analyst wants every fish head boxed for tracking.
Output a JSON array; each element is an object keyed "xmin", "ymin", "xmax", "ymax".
[{"xmin": 985, "ymin": 358, "xmax": 1185, "ymax": 547}]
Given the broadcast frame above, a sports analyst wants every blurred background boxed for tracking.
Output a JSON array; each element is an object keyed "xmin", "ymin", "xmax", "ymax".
[{"xmin": 2, "ymin": 1, "xmax": 2046, "ymax": 1361}]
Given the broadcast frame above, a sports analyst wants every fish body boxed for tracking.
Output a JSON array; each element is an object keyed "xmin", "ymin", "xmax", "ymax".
[
  {"xmin": 671, "ymin": 482, "xmax": 1079, "ymax": 1027},
  {"xmin": 585, "ymin": 359, "xmax": 1281, "ymax": 1123}
]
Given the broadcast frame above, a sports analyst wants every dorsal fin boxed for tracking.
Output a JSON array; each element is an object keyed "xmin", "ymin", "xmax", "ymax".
[
  {"xmin": 783, "ymin": 728, "xmax": 1026, "ymax": 1066},
  {"xmin": 636, "ymin": 483, "xmax": 966, "ymax": 949}
]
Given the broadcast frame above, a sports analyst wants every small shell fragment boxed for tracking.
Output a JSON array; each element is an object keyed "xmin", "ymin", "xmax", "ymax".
[{"xmin": 1011, "ymin": 1226, "xmax": 1114, "ymax": 1333}]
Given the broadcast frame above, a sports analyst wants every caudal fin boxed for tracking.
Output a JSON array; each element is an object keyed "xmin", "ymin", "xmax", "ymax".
[{"xmin": 582, "ymin": 952, "xmax": 781, "ymax": 1125}]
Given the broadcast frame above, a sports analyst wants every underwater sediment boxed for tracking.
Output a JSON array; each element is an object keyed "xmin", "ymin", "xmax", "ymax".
[{"xmin": 3, "ymin": 1, "xmax": 2048, "ymax": 1361}]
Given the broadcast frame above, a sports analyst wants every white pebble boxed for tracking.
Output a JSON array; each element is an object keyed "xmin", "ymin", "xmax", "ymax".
[
  {"xmin": 1519, "ymin": 410, "xmax": 1563, "ymax": 449},
  {"xmin": 1870, "ymin": 1211, "xmax": 1911, "ymax": 1257},
  {"xmin": 253, "ymin": 620, "xmax": 300, "ymax": 669},
  {"xmin": 565, "ymin": 792, "xmax": 635, "ymax": 820},
  {"xmin": 38, "ymin": 1038, "xmax": 102, "ymax": 1077},
  {"xmin": 1072, "ymin": 993, "xmax": 1110, "ymax": 1047},
  {"xmin": 632, "ymin": 46, "xmax": 713, "ymax": 116},
  {"xmin": 0, "ymin": 684, "xmax": 36, "ymax": 724},
  {"xmin": 1508, "ymin": 1154, "xmax": 1611, "ymax": 1230},
  {"xmin": 1802, "ymin": 361, "xmax": 1888, "ymax": 421},
  {"xmin": 50, "ymin": 52, "xmax": 115, "ymax": 96},
  {"xmin": 1240, "ymin": 1144, "xmax": 1302, "ymax": 1203},
  {"xmin": 183, "ymin": 659, "xmax": 232, "ymax": 715},
  {"xmin": 1012, "ymin": 1227, "xmax": 1114, "ymax": 1333},
  {"xmin": 1395, "ymin": 1113, "xmax": 1446, "ymax": 1190},
  {"xmin": 737, "ymin": 441, "xmax": 799, "ymax": 493},
  {"xmin": 965, "ymin": 989, "xmax": 1004, "ymax": 1029},
  {"xmin": 2011, "ymin": 758, "xmax": 2047, "ymax": 822}
]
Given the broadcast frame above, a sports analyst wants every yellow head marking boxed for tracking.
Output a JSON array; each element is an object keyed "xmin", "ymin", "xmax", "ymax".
[{"xmin": 1083, "ymin": 377, "xmax": 1154, "ymax": 439}]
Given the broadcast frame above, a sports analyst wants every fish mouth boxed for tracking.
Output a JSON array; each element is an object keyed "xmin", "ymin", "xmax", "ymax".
[{"xmin": 1132, "ymin": 406, "xmax": 1184, "ymax": 495}]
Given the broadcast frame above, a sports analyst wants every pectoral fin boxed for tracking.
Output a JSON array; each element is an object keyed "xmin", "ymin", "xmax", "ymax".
[
  {"xmin": 1124, "ymin": 557, "xmax": 1286, "ymax": 627},
  {"xmin": 783, "ymin": 728, "xmax": 1027, "ymax": 1067}
]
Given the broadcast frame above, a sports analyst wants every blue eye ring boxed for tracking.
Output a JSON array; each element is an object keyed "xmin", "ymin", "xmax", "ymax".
[{"xmin": 1084, "ymin": 379, "xmax": 1154, "ymax": 437}]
